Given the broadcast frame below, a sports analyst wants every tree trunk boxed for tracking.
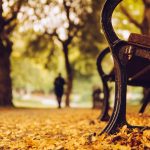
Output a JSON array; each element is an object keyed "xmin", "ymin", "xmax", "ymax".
[
  {"xmin": 141, "ymin": 0, "xmax": 150, "ymax": 34},
  {"xmin": 63, "ymin": 44, "xmax": 73, "ymax": 107},
  {"xmin": 0, "ymin": 40, "xmax": 13, "ymax": 106},
  {"xmin": 141, "ymin": 1, "xmax": 150, "ymax": 103}
]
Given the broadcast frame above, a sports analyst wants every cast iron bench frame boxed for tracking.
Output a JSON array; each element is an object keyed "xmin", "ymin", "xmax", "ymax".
[
  {"xmin": 100, "ymin": 0, "xmax": 150, "ymax": 134},
  {"xmin": 97, "ymin": 47, "xmax": 150, "ymax": 121}
]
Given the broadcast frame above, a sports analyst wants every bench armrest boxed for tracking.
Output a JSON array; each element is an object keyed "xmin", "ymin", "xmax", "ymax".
[{"xmin": 101, "ymin": 0, "xmax": 122, "ymax": 46}]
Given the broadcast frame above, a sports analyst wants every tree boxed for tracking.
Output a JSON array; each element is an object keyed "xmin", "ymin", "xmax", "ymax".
[
  {"xmin": 120, "ymin": 0, "xmax": 150, "ymax": 35},
  {"xmin": 46, "ymin": 0, "xmax": 92, "ymax": 107},
  {"xmin": 79, "ymin": 0, "xmax": 104, "ymax": 56},
  {"xmin": 75, "ymin": 0, "xmax": 104, "ymax": 78},
  {"xmin": 19, "ymin": 0, "xmax": 91, "ymax": 107},
  {"xmin": 0, "ymin": 0, "xmax": 25, "ymax": 106}
]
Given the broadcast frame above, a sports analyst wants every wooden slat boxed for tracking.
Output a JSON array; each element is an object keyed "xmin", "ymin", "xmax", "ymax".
[
  {"xmin": 135, "ymin": 49, "xmax": 150, "ymax": 60},
  {"xmin": 128, "ymin": 33, "xmax": 150, "ymax": 47}
]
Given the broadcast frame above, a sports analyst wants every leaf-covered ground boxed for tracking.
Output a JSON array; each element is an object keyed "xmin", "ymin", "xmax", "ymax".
[{"xmin": 0, "ymin": 107, "xmax": 150, "ymax": 149}]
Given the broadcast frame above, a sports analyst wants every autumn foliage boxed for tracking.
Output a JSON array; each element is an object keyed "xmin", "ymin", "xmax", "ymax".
[{"xmin": 0, "ymin": 108, "xmax": 149, "ymax": 149}]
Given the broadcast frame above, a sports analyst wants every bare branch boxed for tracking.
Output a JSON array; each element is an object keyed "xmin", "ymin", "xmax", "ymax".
[
  {"xmin": 65, "ymin": 28, "xmax": 80, "ymax": 45},
  {"xmin": 143, "ymin": 0, "xmax": 150, "ymax": 6},
  {"xmin": 0, "ymin": 2, "xmax": 6, "ymax": 32},
  {"xmin": 4, "ymin": 0, "xmax": 24, "ymax": 25},
  {"xmin": 0, "ymin": 1, "xmax": 3, "ymax": 19},
  {"xmin": 5, "ymin": 22, "xmax": 17, "ymax": 34},
  {"xmin": 120, "ymin": 5, "xmax": 142, "ymax": 29},
  {"xmin": 63, "ymin": 0, "xmax": 71, "ymax": 24},
  {"xmin": 63, "ymin": 0, "xmax": 74, "ymax": 33},
  {"xmin": 45, "ymin": 29, "xmax": 63, "ymax": 43}
]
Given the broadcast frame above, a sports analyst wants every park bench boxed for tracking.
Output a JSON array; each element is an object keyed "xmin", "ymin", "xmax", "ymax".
[
  {"xmin": 97, "ymin": 46, "xmax": 150, "ymax": 121},
  {"xmin": 92, "ymin": 87, "xmax": 103, "ymax": 109},
  {"xmin": 100, "ymin": 0, "xmax": 150, "ymax": 134}
]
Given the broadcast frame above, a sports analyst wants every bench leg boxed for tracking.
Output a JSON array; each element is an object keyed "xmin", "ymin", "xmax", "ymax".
[
  {"xmin": 139, "ymin": 89, "xmax": 150, "ymax": 113},
  {"xmin": 97, "ymin": 47, "xmax": 110, "ymax": 121},
  {"xmin": 100, "ymin": 59, "xmax": 150, "ymax": 135},
  {"xmin": 100, "ymin": 60, "xmax": 128, "ymax": 134},
  {"xmin": 98, "ymin": 78, "xmax": 110, "ymax": 121}
]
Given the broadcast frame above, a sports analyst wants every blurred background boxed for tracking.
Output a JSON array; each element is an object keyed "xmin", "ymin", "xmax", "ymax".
[{"xmin": 0, "ymin": 0, "xmax": 147, "ymax": 108}]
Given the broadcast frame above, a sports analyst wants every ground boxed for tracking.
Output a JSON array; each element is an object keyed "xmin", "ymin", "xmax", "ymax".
[{"xmin": 0, "ymin": 107, "xmax": 150, "ymax": 150}]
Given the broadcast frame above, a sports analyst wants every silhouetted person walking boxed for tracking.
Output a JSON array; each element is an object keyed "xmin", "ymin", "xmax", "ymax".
[{"xmin": 54, "ymin": 73, "xmax": 65, "ymax": 108}]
